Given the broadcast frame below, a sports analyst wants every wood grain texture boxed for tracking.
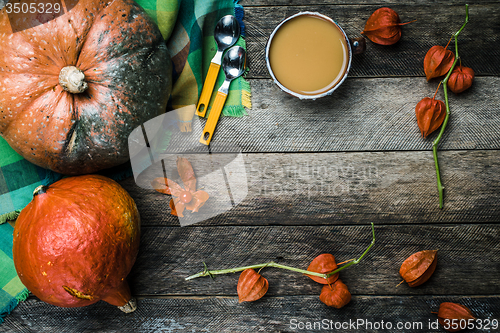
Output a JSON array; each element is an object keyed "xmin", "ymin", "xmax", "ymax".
[
  {"xmin": 243, "ymin": 4, "xmax": 500, "ymax": 78},
  {"xmin": 240, "ymin": 0, "xmax": 496, "ymax": 6},
  {"xmin": 196, "ymin": 77, "xmax": 500, "ymax": 152},
  {"xmin": 2, "ymin": 296, "xmax": 499, "ymax": 333},
  {"xmin": 124, "ymin": 224, "xmax": 500, "ymax": 296},
  {"xmin": 122, "ymin": 150, "xmax": 500, "ymax": 226}
]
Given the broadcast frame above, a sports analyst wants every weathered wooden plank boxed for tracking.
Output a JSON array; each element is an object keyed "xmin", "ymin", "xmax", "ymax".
[
  {"xmin": 195, "ymin": 77, "xmax": 500, "ymax": 152},
  {"xmin": 240, "ymin": 0, "xmax": 496, "ymax": 6},
  {"xmin": 122, "ymin": 150, "xmax": 500, "ymax": 226},
  {"xmin": 125, "ymin": 224, "xmax": 500, "ymax": 296},
  {"xmin": 3, "ymin": 295, "xmax": 499, "ymax": 333},
  {"xmin": 243, "ymin": 4, "xmax": 500, "ymax": 78}
]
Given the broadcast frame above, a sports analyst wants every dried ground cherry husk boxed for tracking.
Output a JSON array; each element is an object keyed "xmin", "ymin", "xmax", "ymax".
[
  {"xmin": 237, "ymin": 268, "xmax": 269, "ymax": 303},
  {"xmin": 319, "ymin": 279, "xmax": 351, "ymax": 309},
  {"xmin": 151, "ymin": 157, "xmax": 209, "ymax": 217},
  {"xmin": 306, "ymin": 254, "xmax": 339, "ymax": 284},
  {"xmin": 437, "ymin": 302, "xmax": 476, "ymax": 332},
  {"xmin": 424, "ymin": 45, "xmax": 455, "ymax": 81},
  {"xmin": 448, "ymin": 65, "xmax": 474, "ymax": 94},
  {"xmin": 399, "ymin": 250, "xmax": 437, "ymax": 287},
  {"xmin": 415, "ymin": 97, "xmax": 446, "ymax": 138},
  {"xmin": 361, "ymin": 7, "xmax": 414, "ymax": 45}
]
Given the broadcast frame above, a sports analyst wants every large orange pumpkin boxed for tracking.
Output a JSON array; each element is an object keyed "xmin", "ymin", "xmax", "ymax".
[
  {"xmin": 13, "ymin": 174, "xmax": 141, "ymax": 312},
  {"xmin": 0, "ymin": 0, "xmax": 172, "ymax": 175}
]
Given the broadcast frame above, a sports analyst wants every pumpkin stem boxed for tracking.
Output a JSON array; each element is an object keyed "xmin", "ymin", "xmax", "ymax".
[
  {"xmin": 117, "ymin": 297, "xmax": 137, "ymax": 313},
  {"xmin": 59, "ymin": 66, "xmax": 88, "ymax": 94},
  {"xmin": 33, "ymin": 185, "xmax": 48, "ymax": 196}
]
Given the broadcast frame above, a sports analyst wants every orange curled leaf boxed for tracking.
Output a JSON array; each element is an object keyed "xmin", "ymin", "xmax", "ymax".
[
  {"xmin": 448, "ymin": 65, "xmax": 474, "ymax": 94},
  {"xmin": 361, "ymin": 7, "xmax": 414, "ymax": 45},
  {"xmin": 177, "ymin": 157, "xmax": 197, "ymax": 192},
  {"xmin": 399, "ymin": 250, "xmax": 437, "ymax": 287},
  {"xmin": 415, "ymin": 97, "xmax": 446, "ymax": 138},
  {"xmin": 170, "ymin": 198, "xmax": 186, "ymax": 217},
  {"xmin": 151, "ymin": 177, "xmax": 183, "ymax": 196},
  {"xmin": 437, "ymin": 302, "xmax": 475, "ymax": 332},
  {"xmin": 319, "ymin": 279, "xmax": 351, "ymax": 309},
  {"xmin": 424, "ymin": 45, "xmax": 455, "ymax": 81},
  {"xmin": 306, "ymin": 254, "xmax": 339, "ymax": 284},
  {"xmin": 186, "ymin": 190, "xmax": 210, "ymax": 213},
  {"xmin": 237, "ymin": 269, "xmax": 269, "ymax": 303}
]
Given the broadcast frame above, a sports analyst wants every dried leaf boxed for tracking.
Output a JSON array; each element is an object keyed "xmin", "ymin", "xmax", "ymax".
[
  {"xmin": 361, "ymin": 7, "xmax": 414, "ymax": 45},
  {"xmin": 319, "ymin": 279, "xmax": 351, "ymax": 309},
  {"xmin": 437, "ymin": 302, "xmax": 475, "ymax": 332},
  {"xmin": 185, "ymin": 190, "xmax": 210, "ymax": 213},
  {"xmin": 170, "ymin": 198, "xmax": 185, "ymax": 217},
  {"xmin": 424, "ymin": 45, "xmax": 455, "ymax": 81},
  {"xmin": 177, "ymin": 157, "xmax": 197, "ymax": 192},
  {"xmin": 415, "ymin": 97, "xmax": 446, "ymax": 138},
  {"xmin": 306, "ymin": 254, "xmax": 339, "ymax": 284},
  {"xmin": 154, "ymin": 158, "xmax": 210, "ymax": 216},
  {"xmin": 448, "ymin": 65, "xmax": 474, "ymax": 94},
  {"xmin": 237, "ymin": 269, "xmax": 269, "ymax": 303},
  {"xmin": 399, "ymin": 250, "xmax": 437, "ymax": 287},
  {"xmin": 151, "ymin": 177, "xmax": 183, "ymax": 196}
]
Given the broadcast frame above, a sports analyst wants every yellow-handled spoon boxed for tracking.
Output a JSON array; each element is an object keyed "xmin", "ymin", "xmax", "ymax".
[
  {"xmin": 196, "ymin": 15, "xmax": 240, "ymax": 117},
  {"xmin": 199, "ymin": 46, "xmax": 246, "ymax": 145}
]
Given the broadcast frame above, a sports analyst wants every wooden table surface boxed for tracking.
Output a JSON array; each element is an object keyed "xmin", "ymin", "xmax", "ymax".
[{"xmin": 2, "ymin": 0, "xmax": 500, "ymax": 332}]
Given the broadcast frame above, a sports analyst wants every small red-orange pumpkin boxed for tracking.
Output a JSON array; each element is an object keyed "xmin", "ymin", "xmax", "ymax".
[
  {"xmin": 13, "ymin": 174, "xmax": 141, "ymax": 312},
  {"xmin": 0, "ymin": 0, "xmax": 172, "ymax": 175}
]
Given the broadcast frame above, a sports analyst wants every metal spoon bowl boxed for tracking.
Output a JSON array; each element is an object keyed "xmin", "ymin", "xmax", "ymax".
[
  {"xmin": 196, "ymin": 15, "xmax": 241, "ymax": 117},
  {"xmin": 221, "ymin": 46, "xmax": 246, "ymax": 91},
  {"xmin": 199, "ymin": 46, "xmax": 246, "ymax": 145},
  {"xmin": 215, "ymin": 15, "xmax": 241, "ymax": 51}
]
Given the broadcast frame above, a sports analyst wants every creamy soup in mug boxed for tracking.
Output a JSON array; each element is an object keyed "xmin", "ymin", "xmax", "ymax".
[{"xmin": 267, "ymin": 13, "xmax": 350, "ymax": 98}]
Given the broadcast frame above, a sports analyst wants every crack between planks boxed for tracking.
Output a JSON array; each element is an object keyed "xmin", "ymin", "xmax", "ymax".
[
  {"xmin": 132, "ymin": 294, "xmax": 500, "ymax": 299},
  {"xmin": 140, "ymin": 221, "xmax": 500, "ymax": 229},
  {"xmin": 233, "ymin": 148, "xmax": 500, "ymax": 154}
]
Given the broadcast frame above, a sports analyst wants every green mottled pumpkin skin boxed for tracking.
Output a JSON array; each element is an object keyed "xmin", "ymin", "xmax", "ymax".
[
  {"xmin": 12, "ymin": 174, "xmax": 141, "ymax": 308},
  {"xmin": 0, "ymin": 0, "xmax": 172, "ymax": 175}
]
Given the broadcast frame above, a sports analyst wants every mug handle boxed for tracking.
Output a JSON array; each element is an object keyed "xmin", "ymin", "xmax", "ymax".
[{"xmin": 349, "ymin": 37, "xmax": 366, "ymax": 55}]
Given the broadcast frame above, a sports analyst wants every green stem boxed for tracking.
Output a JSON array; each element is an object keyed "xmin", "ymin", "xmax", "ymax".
[
  {"xmin": 185, "ymin": 223, "xmax": 375, "ymax": 281},
  {"xmin": 432, "ymin": 4, "xmax": 469, "ymax": 209},
  {"xmin": 326, "ymin": 222, "xmax": 376, "ymax": 277}
]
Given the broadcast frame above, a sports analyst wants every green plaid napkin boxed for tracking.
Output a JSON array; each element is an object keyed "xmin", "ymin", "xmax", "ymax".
[
  {"xmin": 0, "ymin": 223, "xmax": 30, "ymax": 323},
  {"xmin": 137, "ymin": 0, "xmax": 251, "ymax": 116},
  {"xmin": 0, "ymin": 0, "xmax": 250, "ymax": 322},
  {"xmin": 0, "ymin": 137, "xmax": 53, "ymax": 322}
]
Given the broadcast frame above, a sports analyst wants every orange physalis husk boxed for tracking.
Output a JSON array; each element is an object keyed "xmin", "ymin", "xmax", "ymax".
[
  {"xmin": 151, "ymin": 157, "xmax": 209, "ymax": 217},
  {"xmin": 306, "ymin": 254, "xmax": 339, "ymax": 284},
  {"xmin": 424, "ymin": 44, "xmax": 455, "ymax": 81},
  {"xmin": 361, "ymin": 7, "xmax": 414, "ymax": 45},
  {"xmin": 399, "ymin": 250, "xmax": 437, "ymax": 287},
  {"xmin": 415, "ymin": 97, "xmax": 446, "ymax": 138},
  {"xmin": 319, "ymin": 279, "xmax": 351, "ymax": 309},
  {"xmin": 176, "ymin": 156, "xmax": 197, "ymax": 192},
  {"xmin": 237, "ymin": 268, "xmax": 269, "ymax": 303},
  {"xmin": 437, "ymin": 302, "xmax": 476, "ymax": 332},
  {"xmin": 448, "ymin": 65, "xmax": 474, "ymax": 94}
]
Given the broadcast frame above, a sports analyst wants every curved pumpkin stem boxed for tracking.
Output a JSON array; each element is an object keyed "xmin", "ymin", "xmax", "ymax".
[{"xmin": 33, "ymin": 185, "xmax": 48, "ymax": 196}]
